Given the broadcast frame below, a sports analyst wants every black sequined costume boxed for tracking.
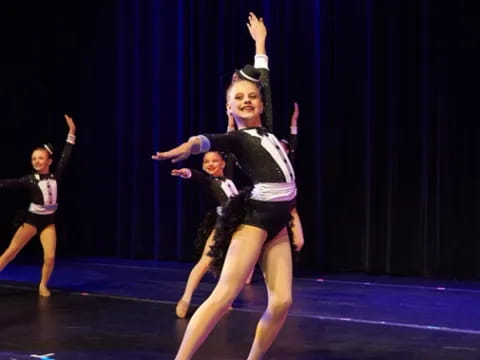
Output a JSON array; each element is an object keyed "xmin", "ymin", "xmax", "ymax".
[
  {"xmin": 181, "ymin": 165, "xmax": 239, "ymax": 258},
  {"xmin": 198, "ymin": 127, "xmax": 297, "ymax": 274},
  {"xmin": 0, "ymin": 136, "xmax": 75, "ymax": 232},
  {"xmin": 204, "ymin": 55, "xmax": 297, "ymax": 274}
]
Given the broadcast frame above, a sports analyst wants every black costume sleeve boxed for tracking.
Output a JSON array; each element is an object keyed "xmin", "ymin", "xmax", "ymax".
[
  {"xmin": 223, "ymin": 153, "xmax": 235, "ymax": 180},
  {"xmin": 54, "ymin": 141, "xmax": 74, "ymax": 181},
  {"xmin": 0, "ymin": 176, "xmax": 30, "ymax": 190},
  {"xmin": 189, "ymin": 169, "xmax": 214, "ymax": 189},
  {"xmin": 258, "ymin": 68, "xmax": 273, "ymax": 133},
  {"xmin": 203, "ymin": 132, "xmax": 241, "ymax": 155},
  {"xmin": 188, "ymin": 169, "xmax": 229, "ymax": 205},
  {"xmin": 289, "ymin": 134, "xmax": 297, "ymax": 165}
]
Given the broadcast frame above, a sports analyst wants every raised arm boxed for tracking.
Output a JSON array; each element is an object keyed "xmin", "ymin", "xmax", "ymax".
[
  {"xmin": 247, "ymin": 12, "xmax": 273, "ymax": 132},
  {"xmin": 53, "ymin": 114, "xmax": 76, "ymax": 180},
  {"xmin": 289, "ymin": 102, "xmax": 299, "ymax": 164},
  {"xmin": 65, "ymin": 114, "xmax": 76, "ymax": 137},
  {"xmin": 246, "ymin": 12, "xmax": 267, "ymax": 56}
]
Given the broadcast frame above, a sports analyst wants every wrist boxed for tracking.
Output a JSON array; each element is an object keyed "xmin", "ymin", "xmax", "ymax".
[
  {"xmin": 254, "ymin": 54, "xmax": 269, "ymax": 70},
  {"xmin": 183, "ymin": 169, "xmax": 192, "ymax": 179}
]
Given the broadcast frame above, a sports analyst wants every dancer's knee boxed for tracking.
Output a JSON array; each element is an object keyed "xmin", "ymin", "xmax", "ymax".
[
  {"xmin": 268, "ymin": 295, "xmax": 292, "ymax": 317},
  {"xmin": 209, "ymin": 287, "xmax": 237, "ymax": 311}
]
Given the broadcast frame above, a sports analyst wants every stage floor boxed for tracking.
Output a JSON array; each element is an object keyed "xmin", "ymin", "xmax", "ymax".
[{"xmin": 1, "ymin": 257, "xmax": 479, "ymax": 359}]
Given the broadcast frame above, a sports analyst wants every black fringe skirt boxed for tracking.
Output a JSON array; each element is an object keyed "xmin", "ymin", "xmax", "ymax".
[{"xmin": 207, "ymin": 188, "xmax": 297, "ymax": 276}]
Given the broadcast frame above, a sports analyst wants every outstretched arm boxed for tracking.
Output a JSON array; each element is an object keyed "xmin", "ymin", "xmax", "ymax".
[
  {"xmin": 153, "ymin": 132, "xmax": 240, "ymax": 163},
  {"xmin": 152, "ymin": 136, "xmax": 204, "ymax": 163},
  {"xmin": 0, "ymin": 177, "xmax": 29, "ymax": 190},
  {"xmin": 171, "ymin": 168, "xmax": 192, "ymax": 179}
]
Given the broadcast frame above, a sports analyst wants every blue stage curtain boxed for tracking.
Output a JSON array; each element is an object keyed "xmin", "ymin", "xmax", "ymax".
[{"xmin": 0, "ymin": 0, "xmax": 478, "ymax": 278}]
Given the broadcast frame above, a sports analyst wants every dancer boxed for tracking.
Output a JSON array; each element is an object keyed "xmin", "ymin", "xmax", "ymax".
[
  {"xmin": 235, "ymin": 21, "xmax": 304, "ymax": 280},
  {"xmin": 153, "ymin": 12, "xmax": 295, "ymax": 360},
  {"xmin": 0, "ymin": 114, "xmax": 76, "ymax": 296},
  {"xmin": 172, "ymin": 148, "xmax": 239, "ymax": 319},
  {"xmin": 235, "ymin": 21, "xmax": 304, "ymax": 254}
]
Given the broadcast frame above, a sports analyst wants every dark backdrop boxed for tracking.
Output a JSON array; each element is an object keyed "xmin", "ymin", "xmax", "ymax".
[{"xmin": 0, "ymin": 0, "xmax": 479, "ymax": 278}]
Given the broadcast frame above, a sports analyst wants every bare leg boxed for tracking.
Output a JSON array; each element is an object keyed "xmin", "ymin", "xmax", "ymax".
[
  {"xmin": 245, "ymin": 267, "xmax": 254, "ymax": 284},
  {"xmin": 247, "ymin": 227, "xmax": 293, "ymax": 360},
  {"xmin": 290, "ymin": 207, "xmax": 304, "ymax": 252},
  {"xmin": 176, "ymin": 230, "xmax": 216, "ymax": 318},
  {"xmin": 0, "ymin": 223, "xmax": 37, "ymax": 271},
  {"xmin": 175, "ymin": 225, "xmax": 267, "ymax": 360},
  {"xmin": 39, "ymin": 225, "xmax": 56, "ymax": 297}
]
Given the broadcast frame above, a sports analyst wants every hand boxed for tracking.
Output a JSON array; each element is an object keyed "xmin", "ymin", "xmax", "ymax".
[
  {"xmin": 171, "ymin": 168, "xmax": 192, "ymax": 179},
  {"xmin": 152, "ymin": 142, "xmax": 193, "ymax": 163},
  {"xmin": 64, "ymin": 114, "xmax": 76, "ymax": 135},
  {"xmin": 293, "ymin": 236, "xmax": 304, "ymax": 252},
  {"xmin": 246, "ymin": 12, "xmax": 267, "ymax": 43},
  {"xmin": 290, "ymin": 102, "xmax": 299, "ymax": 127}
]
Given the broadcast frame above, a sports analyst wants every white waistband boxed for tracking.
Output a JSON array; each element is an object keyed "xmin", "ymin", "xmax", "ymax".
[
  {"xmin": 29, "ymin": 203, "xmax": 58, "ymax": 215},
  {"xmin": 251, "ymin": 182, "xmax": 297, "ymax": 202}
]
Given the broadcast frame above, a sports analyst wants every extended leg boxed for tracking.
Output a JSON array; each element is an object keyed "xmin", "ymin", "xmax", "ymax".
[
  {"xmin": 0, "ymin": 223, "xmax": 37, "ymax": 271},
  {"xmin": 174, "ymin": 225, "xmax": 267, "ymax": 360},
  {"xmin": 247, "ymin": 227, "xmax": 293, "ymax": 360},
  {"xmin": 176, "ymin": 230, "xmax": 216, "ymax": 318},
  {"xmin": 39, "ymin": 225, "xmax": 56, "ymax": 296}
]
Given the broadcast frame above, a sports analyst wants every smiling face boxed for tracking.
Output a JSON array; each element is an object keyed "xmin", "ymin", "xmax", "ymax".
[
  {"xmin": 202, "ymin": 151, "xmax": 225, "ymax": 177},
  {"xmin": 226, "ymin": 80, "xmax": 263, "ymax": 128},
  {"xmin": 31, "ymin": 149, "xmax": 52, "ymax": 174}
]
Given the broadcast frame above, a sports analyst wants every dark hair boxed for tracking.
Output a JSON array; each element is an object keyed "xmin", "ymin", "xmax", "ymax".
[{"xmin": 204, "ymin": 151, "xmax": 226, "ymax": 160}]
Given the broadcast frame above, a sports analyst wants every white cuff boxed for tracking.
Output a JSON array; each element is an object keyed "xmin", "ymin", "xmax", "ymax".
[
  {"xmin": 196, "ymin": 135, "xmax": 211, "ymax": 153},
  {"xmin": 290, "ymin": 126, "xmax": 298, "ymax": 135},
  {"xmin": 254, "ymin": 54, "xmax": 269, "ymax": 70},
  {"xmin": 67, "ymin": 134, "xmax": 76, "ymax": 144}
]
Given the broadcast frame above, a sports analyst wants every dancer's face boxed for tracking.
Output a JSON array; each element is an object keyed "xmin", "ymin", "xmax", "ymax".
[
  {"xmin": 226, "ymin": 80, "xmax": 263, "ymax": 126},
  {"xmin": 31, "ymin": 149, "xmax": 52, "ymax": 174},
  {"xmin": 202, "ymin": 152, "xmax": 225, "ymax": 177}
]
